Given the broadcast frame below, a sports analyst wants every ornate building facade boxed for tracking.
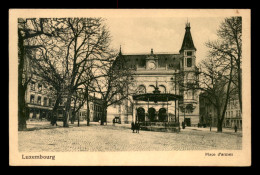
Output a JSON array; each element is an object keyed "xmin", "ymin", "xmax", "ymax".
[{"xmin": 107, "ymin": 22, "xmax": 200, "ymax": 126}]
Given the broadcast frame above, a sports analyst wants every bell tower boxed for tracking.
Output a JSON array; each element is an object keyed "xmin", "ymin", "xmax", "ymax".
[
  {"xmin": 179, "ymin": 22, "xmax": 198, "ymax": 109},
  {"xmin": 179, "ymin": 22, "xmax": 196, "ymax": 71}
]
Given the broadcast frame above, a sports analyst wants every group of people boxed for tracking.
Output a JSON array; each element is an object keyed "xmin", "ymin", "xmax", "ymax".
[{"xmin": 131, "ymin": 122, "xmax": 140, "ymax": 133}]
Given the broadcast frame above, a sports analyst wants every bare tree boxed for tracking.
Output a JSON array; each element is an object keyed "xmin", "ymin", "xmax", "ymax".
[
  {"xmin": 18, "ymin": 18, "xmax": 54, "ymax": 130},
  {"xmin": 93, "ymin": 54, "xmax": 136, "ymax": 125},
  {"xmin": 200, "ymin": 56, "xmax": 234, "ymax": 132},
  {"xmin": 70, "ymin": 88, "xmax": 87, "ymax": 126},
  {"xmin": 30, "ymin": 18, "xmax": 111, "ymax": 127},
  {"xmin": 175, "ymin": 53, "xmax": 234, "ymax": 132},
  {"xmin": 206, "ymin": 17, "xmax": 242, "ymax": 112},
  {"xmin": 175, "ymin": 17, "xmax": 240, "ymax": 132}
]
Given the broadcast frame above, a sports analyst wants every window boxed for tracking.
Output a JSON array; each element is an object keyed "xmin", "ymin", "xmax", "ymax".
[
  {"xmin": 159, "ymin": 85, "xmax": 166, "ymax": 93},
  {"xmin": 137, "ymin": 85, "xmax": 146, "ymax": 94},
  {"xmin": 158, "ymin": 58, "xmax": 166, "ymax": 67},
  {"xmin": 138, "ymin": 58, "xmax": 146, "ymax": 67},
  {"xmin": 118, "ymin": 105, "xmax": 121, "ymax": 113},
  {"xmin": 49, "ymin": 98, "xmax": 52, "ymax": 106},
  {"xmin": 30, "ymin": 95, "xmax": 35, "ymax": 103},
  {"xmin": 187, "ymin": 58, "xmax": 192, "ymax": 67},
  {"xmin": 231, "ymin": 111, "xmax": 233, "ymax": 117},
  {"xmin": 187, "ymin": 51, "xmax": 192, "ymax": 56},
  {"xmin": 31, "ymin": 82, "xmax": 35, "ymax": 91},
  {"xmin": 147, "ymin": 85, "xmax": 155, "ymax": 93},
  {"xmin": 44, "ymin": 97, "xmax": 47, "ymax": 106},
  {"xmin": 38, "ymin": 84, "xmax": 42, "ymax": 92},
  {"xmin": 37, "ymin": 96, "xmax": 41, "ymax": 105}
]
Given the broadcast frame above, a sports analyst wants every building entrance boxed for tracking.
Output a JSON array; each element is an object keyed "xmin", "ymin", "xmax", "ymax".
[
  {"xmin": 137, "ymin": 107, "xmax": 145, "ymax": 122},
  {"xmin": 185, "ymin": 118, "xmax": 191, "ymax": 126},
  {"xmin": 158, "ymin": 108, "xmax": 167, "ymax": 122},
  {"xmin": 148, "ymin": 108, "xmax": 156, "ymax": 122}
]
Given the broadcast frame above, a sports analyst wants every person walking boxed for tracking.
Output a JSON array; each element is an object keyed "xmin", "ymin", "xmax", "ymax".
[
  {"xmin": 131, "ymin": 122, "xmax": 135, "ymax": 133},
  {"xmin": 113, "ymin": 118, "xmax": 115, "ymax": 126},
  {"xmin": 182, "ymin": 121, "xmax": 185, "ymax": 129},
  {"xmin": 234, "ymin": 125, "xmax": 237, "ymax": 133}
]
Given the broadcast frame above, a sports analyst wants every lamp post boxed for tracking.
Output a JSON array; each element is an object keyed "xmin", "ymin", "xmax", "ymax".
[
  {"xmin": 179, "ymin": 103, "xmax": 186, "ymax": 129},
  {"xmin": 209, "ymin": 114, "xmax": 212, "ymax": 132}
]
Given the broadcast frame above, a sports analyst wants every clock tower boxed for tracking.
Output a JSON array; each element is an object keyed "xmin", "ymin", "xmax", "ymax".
[{"xmin": 146, "ymin": 48, "xmax": 158, "ymax": 70}]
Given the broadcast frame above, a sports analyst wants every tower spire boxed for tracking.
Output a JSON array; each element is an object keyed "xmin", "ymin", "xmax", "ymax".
[
  {"xmin": 119, "ymin": 45, "xmax": 122, "ymax": 56},
  {"xmin": 180, "ymin": 22, "xmax": 196, "ymax": 53}
]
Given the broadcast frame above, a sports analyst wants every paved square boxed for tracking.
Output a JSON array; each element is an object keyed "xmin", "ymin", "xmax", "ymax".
[{"xmin": 18, "ymin": 121, "xmax": 242, "ymax": 152}]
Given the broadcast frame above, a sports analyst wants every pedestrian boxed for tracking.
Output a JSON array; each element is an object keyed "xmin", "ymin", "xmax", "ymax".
[
  {"xmin": 182, "ymin": 121, "xmax": 185, "ymax": 129},
  {"xmin": 234, "ymin": 125, "xmax": 237, "ymax": 133},
  {"xmin": 113, "ymin": 118, "xmax": 115, "ymax": 126},
  {"xmin": 131, "ymin": 122, "xmax": 135, "ymax": 133},
  {"xmin": 135, "ymin": 122, "xmax": 140, "ymax": 133}
]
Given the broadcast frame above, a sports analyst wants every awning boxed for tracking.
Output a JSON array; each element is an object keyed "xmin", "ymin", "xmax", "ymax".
[{"xmin": 133, "ymin": 93, "xmax": 183, "ymax": 102}]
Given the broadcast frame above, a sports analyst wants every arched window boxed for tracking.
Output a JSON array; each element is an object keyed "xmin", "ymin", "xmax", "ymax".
[
  {"xmin": 137, "ymin": 107, "xmax": 145, "ymax": 122},
  {"xmin": 158, "ymin": 108, "xmax": 167, "ymax": 122},
  {"xmin": 137, "ymin": 85, "xmax": 146, "ymax": 94},
  {"xmin": 147, "ymin": 85, "xmax": 155, "ymax": 93},
  {"xmin": 159, "ymin": 85, "xmax": 166, "ymax": 93}
]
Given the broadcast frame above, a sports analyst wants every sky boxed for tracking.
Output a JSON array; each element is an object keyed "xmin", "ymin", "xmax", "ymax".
[{"xmin": 105, "ymin": 17, "xmax": 225, "ymax": 64}]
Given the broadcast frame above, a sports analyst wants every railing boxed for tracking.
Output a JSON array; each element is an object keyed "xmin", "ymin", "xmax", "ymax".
[{"xmin": 139, "ymin": 121, "xmax": 180, "ymax": 127}]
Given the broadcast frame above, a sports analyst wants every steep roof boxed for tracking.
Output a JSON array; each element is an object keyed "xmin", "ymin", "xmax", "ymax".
[
  {"xmin": 180, "ymin": 23, "xmax": 196, "ymax": 52},
  {"xmin": 118, "ymin": 52, "xmax": 181, "ymax": 70}
]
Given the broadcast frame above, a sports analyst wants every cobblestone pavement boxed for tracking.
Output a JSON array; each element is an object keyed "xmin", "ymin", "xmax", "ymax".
[{"xmin": 19, "ymin": 121, "xmax": 242, "ymax": 152}]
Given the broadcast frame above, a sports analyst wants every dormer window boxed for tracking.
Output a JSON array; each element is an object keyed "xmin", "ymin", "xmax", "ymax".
[{"xmin": 139, "ymin": 58, "xmax": 146, "ymax": 67}]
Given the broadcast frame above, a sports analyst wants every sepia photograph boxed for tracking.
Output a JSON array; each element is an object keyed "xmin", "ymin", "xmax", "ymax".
[{"xmin": 9, "ymin": 9, "xmax": 251, "ymax": 166}]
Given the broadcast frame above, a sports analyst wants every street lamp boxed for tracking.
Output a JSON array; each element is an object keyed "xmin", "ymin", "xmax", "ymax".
[{"xmin": 209, "ymin": 114, "xmax": 212, "ymax": 132}]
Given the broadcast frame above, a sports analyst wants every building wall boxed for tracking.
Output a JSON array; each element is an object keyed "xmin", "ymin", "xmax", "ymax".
[
  {"xmin": 224, "ymin": 99, "xmax": 242, "ymax": 129},
  {"xmin": 25, "ymin": 79, "xmax": 53, "ymax": 120},
  {"xmin": 107, "ymin": 51, "xmax": 200, "ymax": 125},
  {"xmin": 199, "ymin": 94, "xmax": 242, "ymax": 129}
]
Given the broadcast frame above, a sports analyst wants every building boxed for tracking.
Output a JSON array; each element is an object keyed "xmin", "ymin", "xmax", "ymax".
[
  {"xmin": 199, "ymin": 89, "xmax": 242, "ymax": 129},
  {"xmin": 89, "ymin": 95, "xmax": 104, "ymax": 122},
  {"xmin": 224, "ymin": 97, "xmax": 242, "ymax": 129},
  {"xmin": 199, "ymin": 92, "xmax": 218, "ymax": 127},
  {"xmin": 25, "ymin": 78, "xmax": 54, "ymax": 120},
  {"xmin": 107, "ymin": 22, "xmax": 200, "ymax": 125},
  {"xmin": 25, "ymin": 79, "xmax": 103, "ymax": 122}
]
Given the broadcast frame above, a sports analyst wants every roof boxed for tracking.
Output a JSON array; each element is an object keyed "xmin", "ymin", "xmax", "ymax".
[
  {"xmin": 180, "ymin": 23, "xmax": 196, "ymax": 52},
  {"xmin": 133, "ymin": 93, "xmax": 183, "ymax": 102}
]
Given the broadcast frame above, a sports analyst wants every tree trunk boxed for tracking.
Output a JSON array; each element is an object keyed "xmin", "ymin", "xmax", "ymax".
[
  {"xmin": 18, "ymin": 31, "xmax": 27, "ymax": 131},
  {"xmin": 71, "ymin": 110, "xmax": 76, "ymax": 124},
  {"xmin": 238, "ymin": 67, "xmax": 242, "ymax": 112},
  {"xmin": 217, "ymin": 118, "xmax": 223, "ymax": 132},
  {"xmin": 86, "ymin": 97, "xmax": 90, "ymax": 126},
  {"xmin": 100, "ymin": 104, "xmax": 107, "ymax": 125},
  {"xmin": 78, "ymin": 112, "xmax": 80, "ymax": 127},
  {"xmin": 51, "ymin": 94, "xmax": 61, "ymax": 126},
  {"xmin": 63, "ymin": 95, "xmax": 72, "ymax": 127},
  {"xmin": 18, "ymin": 86, "xmax": 27, "ymax": 131},
  {"xmin": 100, "ymin": 110, "xmax": 104, "ymax": 125}
]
